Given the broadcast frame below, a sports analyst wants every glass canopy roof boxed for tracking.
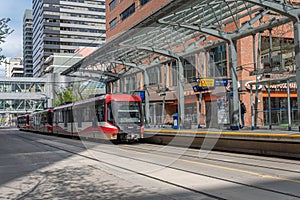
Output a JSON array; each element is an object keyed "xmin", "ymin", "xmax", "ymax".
[{"xmin": 61, "ymin": 0, "xmax": 299, "ymax": 83}]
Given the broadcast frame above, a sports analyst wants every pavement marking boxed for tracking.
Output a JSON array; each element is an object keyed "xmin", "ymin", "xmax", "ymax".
[{"xmin": 115, "ymin": 147, "xmax": 300, "ymax": 184}]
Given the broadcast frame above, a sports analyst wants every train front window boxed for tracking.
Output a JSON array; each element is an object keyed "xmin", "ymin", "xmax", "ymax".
[{"xmin": 112, "ymin": 101, "xmax": 141, "ymax": 124}]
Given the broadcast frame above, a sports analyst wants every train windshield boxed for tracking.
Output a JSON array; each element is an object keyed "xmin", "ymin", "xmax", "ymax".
[{"xmin": 110, "ymin": 101, "xmax": 142, "ymax": 124}]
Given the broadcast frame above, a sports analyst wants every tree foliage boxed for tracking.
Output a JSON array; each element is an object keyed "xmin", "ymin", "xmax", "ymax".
[
  {"xmin": 53, "ymin": 81, "xmax": 105, "ymax": 107},
  {"xmin": 54, "ymin": 87, "xmax": 81, "ymax": 107},
  {"xmin": 0, "ymin": 18, "xmax": 13, "ymax": 61}
]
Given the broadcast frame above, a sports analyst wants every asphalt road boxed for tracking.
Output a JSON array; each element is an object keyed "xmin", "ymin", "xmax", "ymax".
[{"xmin": 1, "ymin": 128, "xmax": 300, "ymax": 200}]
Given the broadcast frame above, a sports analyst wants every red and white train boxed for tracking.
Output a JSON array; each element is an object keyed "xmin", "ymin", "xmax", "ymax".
[{"xmin": 17, "ymin": 94, "xmax": 144, "ymax": 142}]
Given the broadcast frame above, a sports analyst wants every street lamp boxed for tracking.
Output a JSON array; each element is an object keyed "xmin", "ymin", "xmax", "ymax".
[{"xmin": 156, "ymin": 87, "xmax": 169, "ymax": 128}]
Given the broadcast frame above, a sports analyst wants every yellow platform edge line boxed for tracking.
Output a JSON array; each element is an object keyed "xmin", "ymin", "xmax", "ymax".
[{"xmin": 144, "ymin": 129, "xmax": 300, "ymax": 138}]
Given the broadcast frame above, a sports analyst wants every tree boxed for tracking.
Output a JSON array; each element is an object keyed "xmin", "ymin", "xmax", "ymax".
[
  {"xmin": 53, "ymin": 81, "xmax": 105, "ymax": 106},
  {"xmin": 0, "ymin": 18, "xmax": 13, "ymax": 61},
  {"xmin": 54, "ymin": 87, "xmax": 79, "ymax": 107}
]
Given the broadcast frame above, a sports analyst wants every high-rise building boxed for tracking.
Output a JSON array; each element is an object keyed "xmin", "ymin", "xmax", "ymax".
[
  {"xmin": 4, "ymin": 57, "xmax": 24, "ymax": 78},
  {"xmin": 32, "ymin": 0, "xmax": 106, "ymax": 77},
  {"xmin": 23, "ymin": 9, "xmax": 33, "ymax": 77}
]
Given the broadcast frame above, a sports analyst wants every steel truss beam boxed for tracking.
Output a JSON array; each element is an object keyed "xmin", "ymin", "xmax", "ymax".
[
  {"xmin": 118, "ymin": 45, "xmax": 185, "ymax": 128},
  {"xmin": 244, "ymin": 0, "xmax": 300, "ymax": 20},
  {"xmin": 111, "ymin": 60, "xmax": 151, "ymax": 126},
  {"xmin": 61, "ymin": 0, "xmax": 300, "ymax": 130}
]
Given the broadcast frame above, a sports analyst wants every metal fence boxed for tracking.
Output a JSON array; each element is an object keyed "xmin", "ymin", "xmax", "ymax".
[{"xmin": 263, "ymin": 108, "xmax": 299, "ymax": 126}]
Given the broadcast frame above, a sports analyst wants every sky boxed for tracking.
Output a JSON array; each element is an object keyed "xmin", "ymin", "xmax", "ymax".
[{"xmin": 0, "ymin": 0, "xmax": 32, "ymax": 58}]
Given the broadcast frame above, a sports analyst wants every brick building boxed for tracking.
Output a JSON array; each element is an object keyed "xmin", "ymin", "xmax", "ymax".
[
  {"xmin": 100, "ymin": 0, "xmax": 299, "ymax": 129},
  {"xmin": 106, "ymin": 0, "xmax": 171, "ymax": 41}
]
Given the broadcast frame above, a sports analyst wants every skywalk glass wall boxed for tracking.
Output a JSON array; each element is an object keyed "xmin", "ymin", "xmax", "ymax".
[
  {"xmin": 0, "ymin": 81, "xmax": 46, "ymax": 111},
  {"xmin": 0, "ymin": 82, "xmax": 45, "ymax": 93}
]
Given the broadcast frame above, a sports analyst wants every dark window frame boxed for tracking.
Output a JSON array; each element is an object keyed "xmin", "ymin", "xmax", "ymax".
[
  {"xmin": 109, "ymin": 17, "xmax": 117, "ymax": 29},
  {"xmin": 140, "ymin": 0, "xmax": 150, "ymax": 6},
  {"xmin": 120, "ymin": 3, "xmax": 135, "ymax": 21},
  {"xmin": 109, "ymin": 0, "xmax": 117, "ymax": 11}
]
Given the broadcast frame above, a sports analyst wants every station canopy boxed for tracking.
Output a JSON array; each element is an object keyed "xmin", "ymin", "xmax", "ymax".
[{"xmin": 61, "ymin": 0, "xmax": 299, "ymax": 83}]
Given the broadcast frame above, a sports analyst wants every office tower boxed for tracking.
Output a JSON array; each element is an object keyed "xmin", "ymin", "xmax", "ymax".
[
  {"xmin": 32, "ymin": 0, "xmax": 106, "ymax": 77},
  {"xmin": 23, "ymin": 9, "xmax": 33, "ymax": 77},
  {"xmin": 4, "ymin": 57, "xmax": 24, "ymax": 78}
]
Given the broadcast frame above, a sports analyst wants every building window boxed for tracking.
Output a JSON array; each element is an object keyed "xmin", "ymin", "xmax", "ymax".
[
  {"xmin": 171, "ymin": 61, "xmax": 177, "ymax": 86},
  {"xmin": 140, "ymin": 0, "xmax": 150, "ymax": 6},
  {"xmin": 109, "ymin": 18, "xmax": 117, "ymax": 29},
  {"xmin": 109, "ymin": 0, "xmax": 117, "ymax": 11},
  {"xmin": 120, "ymin": 3, "xmax": 135, "ymax": 21},
  {"xmin": 125, "ymin": 75, "xmax": 136, "ymax": 92},
  {"xmin": 183, "ymin": 55, "xmax": 196, "ymax": 83},
  {"xmin": 208, "ymin": 44, "xmax": 227, "ymax": 77},
  {"xmin": 147, "ymin": 66, "xmax": 161, "ymax": 86}
]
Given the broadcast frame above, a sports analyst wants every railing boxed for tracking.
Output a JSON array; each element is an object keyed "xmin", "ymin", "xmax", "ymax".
[
  {"xmin": 263, "ymin": 108, "xmax": 299, "ymax": 126},
  {"xmin": 149, "ymin": 113, "xmax": 198, "ymax": 128},
  {"xmin": 149, "ymin": 109, "xmax": 300, "ymax": 128}
]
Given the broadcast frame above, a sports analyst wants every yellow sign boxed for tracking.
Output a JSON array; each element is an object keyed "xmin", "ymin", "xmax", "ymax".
[{"xmin": 199, "ymin": 78, "xmax": 215, "ymax": 87}]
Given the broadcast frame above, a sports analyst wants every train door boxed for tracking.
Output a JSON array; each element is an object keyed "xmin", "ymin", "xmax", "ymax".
[
  {"xmin": 26, "ymin": 114, "xmax": 30, "ymax": 129},
  {"xmin": 47, "ymin": 110, "xmax": 53, "ymax": 133}
]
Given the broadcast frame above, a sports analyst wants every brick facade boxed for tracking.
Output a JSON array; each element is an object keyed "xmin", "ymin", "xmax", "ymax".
[
  {"xmin": 105, "ymin": 0, "xmax": 298, "ymax": 128},
  {"xmin": 106, "ymin": 0, "xmax": 171, "ymax": 41}
]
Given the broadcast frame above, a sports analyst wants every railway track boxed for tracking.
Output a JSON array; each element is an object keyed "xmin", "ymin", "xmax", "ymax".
[
  {"xmin": 119, "ymin": 143, "xmax": 300, "ymax": 174},
  {"xmin": 15, "ymin": 131, "xmax": 300, "ymax": 199}
]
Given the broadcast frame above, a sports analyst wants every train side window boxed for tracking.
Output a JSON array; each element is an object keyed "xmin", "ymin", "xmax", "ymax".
[
  {"xmin": 107, "ymin": 102, "xmax": 114, "ymax": 124},
  {"xmin": 88, "ymin": 104, "xmax": 94, "ymax": 121},
  {"xmin": 96, "ymin": 101, "xmax": 105, "ymax": 122},
  {"xmin": 78, "ymin": 108, "xmax": 83, "ymax": 127},
  {"xmin": 63, "ymin": 110, "xmax": 67, "ymax": 127},
  {"xmin": 74, "ymin": 107, "xmax": 82, "ymax": 127},
  {"xmin": 47, "ymin": 112, "xmax": 53, "ymax": 126},
  {"xmin": 83, "ymin": 106, "xmax": 90, "ymax": 122},
  {"xmin": 41, "ymin": 115, "xmax": 46, "ymax": 125},
  {"xmin": 67, "ymin": 109, "xmax": 73, "ymax": 123},
  {"xmin": 58, "ymin": 110, "xmax": 63, "ymax": 123}
]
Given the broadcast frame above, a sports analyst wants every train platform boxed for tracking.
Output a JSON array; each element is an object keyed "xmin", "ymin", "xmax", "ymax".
[
  {"xmin": 144, "ymin": 125, "xmax": 300, "ymax": 159},
  {"xmin": 145, "ymin": 125, "xmax": 300, "ymax": 137}
]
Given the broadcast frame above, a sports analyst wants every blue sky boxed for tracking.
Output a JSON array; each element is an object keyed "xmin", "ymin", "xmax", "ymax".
[{"xmin": 0, "ymin": 0, "xmax": 32, "ymax": 58}]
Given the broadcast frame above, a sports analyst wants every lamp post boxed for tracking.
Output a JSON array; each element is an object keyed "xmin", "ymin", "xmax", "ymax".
[{"xmin": 157, "ymin": 88, "xmax": 168, "ymax": 128}]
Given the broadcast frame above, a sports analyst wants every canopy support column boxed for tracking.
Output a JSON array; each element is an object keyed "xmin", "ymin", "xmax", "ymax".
[
  {"xmin": 267, "ymin": 84, "xmax": 272, "ymax": 130},
  {"xmin": 287, "ymin": 79, "xmax": 292, "ymax": 131},
  {"xmin": 255, "ymin": 32, "xmax": 262, "ymax": 128},
  {"xmin": 177, "ymin": 58, "xmax": 185, "ymax": 129},
  {"xmin": 294, "ymin": 21, "xmax": 300, "ymax": 132},
  {"xmin": 229, "ymin": 39, "xmax": 240, "ymax": 130},
  {"xmin": 250, "ymin": 85, "xmax": 254, "ymax": 130},
  {"xmin": 144, "ymin": 71, "xmax": 151, "ymax": 128}
]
